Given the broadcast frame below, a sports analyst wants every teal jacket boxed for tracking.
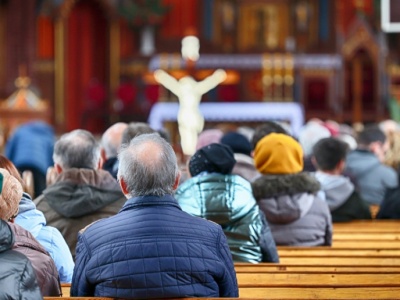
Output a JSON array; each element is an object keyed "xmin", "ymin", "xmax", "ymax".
[{"xmin": 176, "ymin": 173, "xmax": 279, "ymax": 263}]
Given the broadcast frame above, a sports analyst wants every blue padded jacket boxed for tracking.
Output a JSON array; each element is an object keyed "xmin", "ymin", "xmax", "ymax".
[{"xmin": 71, "ymin": 195, "xmax": 238, "ymax": 299}]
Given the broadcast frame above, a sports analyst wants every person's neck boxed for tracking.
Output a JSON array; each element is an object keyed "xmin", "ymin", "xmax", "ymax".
[{"xmin": 318, "ymin": 169, "xmax": 341, "ymax": 175}]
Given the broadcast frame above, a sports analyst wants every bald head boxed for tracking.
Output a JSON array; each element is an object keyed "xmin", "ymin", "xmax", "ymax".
[
  {"xmin": 101, "ymin": 122, "xmax": 128, "ymax": 159},
  {"xmin": 118, "ymin": 133, "xmax": 179, "ymax": 197}
]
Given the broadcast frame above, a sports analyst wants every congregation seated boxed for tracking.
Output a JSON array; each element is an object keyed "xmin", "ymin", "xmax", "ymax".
[
  {"xmin": 0, "ymin": 155, "xmax": 74, "ymax": 283},
  {"xmin": 176, "ymin": 143, "xmax": 279, "ymax": 263},
  {"xmin": 34, "ymin": 129, "xmax": 126, "ymax": 258},
  {"xmin": 71, "ymin": 133, "xmax": 238, "ymax": 298},
  {"xmin": 312, "ymin": 138, "xmax": 372, "ymax": 222},
  {"xmin": 0, "ymin": 219, "xmax": 42, "ymax": 299},
  {"xmin": 0, "ymin": 168, "xmax": 61, "ymax": 296}
]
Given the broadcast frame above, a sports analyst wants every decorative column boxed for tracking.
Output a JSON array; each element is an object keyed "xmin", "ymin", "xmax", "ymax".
[{"xmin": 6, "ymin": 0, "xmax": 36, "ymax": 93}]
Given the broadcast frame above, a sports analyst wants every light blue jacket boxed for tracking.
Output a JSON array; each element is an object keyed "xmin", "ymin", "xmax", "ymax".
[{"xmin": 15, "ymin": 193, "xmax": 74, "ymax": 283}]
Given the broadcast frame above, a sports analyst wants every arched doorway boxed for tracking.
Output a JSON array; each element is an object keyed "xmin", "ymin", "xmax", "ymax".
[
  {"xmin": 344, "ymin": 48, "xmax": 376, "ymax": 122},
  {"xmin": 342, "ymin": 17, "xmax": 382, "ymax": 123},
  {"xmin": 65, "ymin": 0, "xmax": 109, "ymax": 133}
]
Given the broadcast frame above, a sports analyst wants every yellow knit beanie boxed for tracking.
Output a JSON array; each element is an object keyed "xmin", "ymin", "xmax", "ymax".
[{"xmin": 254, "ymin": 133, "xmax": 304, "ymax": 174}]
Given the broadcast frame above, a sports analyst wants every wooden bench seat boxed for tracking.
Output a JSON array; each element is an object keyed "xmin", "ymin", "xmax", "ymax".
[
  {"xmin": 333, "ymin": 233, "xmax": 400, "ymax": 240},
  {"xmin": 234, "ymin": 263, "xmax": 400, "ymax": 273},
  {"xmin": 53, "ymin": 287, "xmax": 400, "ymax": 299},
  {"xmin": 279, "ymin": 256, "xmax": 400, "ymax": 265},
  {"xmin": 277, "ymin": 247, "xmax": 400, "ymax": 256}
]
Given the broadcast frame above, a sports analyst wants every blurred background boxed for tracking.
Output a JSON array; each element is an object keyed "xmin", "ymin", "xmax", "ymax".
[{"xmin": 0, "ymin": 0, "xmax": 400, "ymax": 139}]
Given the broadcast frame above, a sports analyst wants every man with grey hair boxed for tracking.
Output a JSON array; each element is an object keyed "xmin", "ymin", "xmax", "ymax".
[
  {"xmin": 101, "ymin": 122, "xmax": 128, "ymax": 179},
  {"xmin": 121, "ymin": 121, "xmax": 155, "ymax": 145},
  {"xmin": 71, "ymin": 133, "xmax": 238, "ymax": 299},
  {"xmin": 35, "ymin": 129, "xmax": 125, "ymax": 257}
]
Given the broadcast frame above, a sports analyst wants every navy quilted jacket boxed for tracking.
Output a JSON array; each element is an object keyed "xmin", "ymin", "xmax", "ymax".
[{"xmin": 71, "ymin": 195, "xmax": 238, "ymax": 298}]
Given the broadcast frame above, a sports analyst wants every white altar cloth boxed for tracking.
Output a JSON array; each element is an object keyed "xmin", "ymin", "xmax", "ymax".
[{"xmin": 148, "ymin": 102, "xmax": 304, "ymax": 137}]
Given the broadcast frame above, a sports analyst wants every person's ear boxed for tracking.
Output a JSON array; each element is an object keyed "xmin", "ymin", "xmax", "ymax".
[
  {"xmin": 54, "ymin": 163, "xmax": 63, "ymax": 174},
  {"xmin": 311, "ymin": 156, "xmax": 318, "ymax": 168},
  {"xmin": 119, "ymin": 177, "xmax": 129, "ymax": 195},
  {"xmin": 337, "ymin": 159, "xmax": 346, "ymax": 173},
  {"xmin": 100, "ymin": 148, "xmax": 107, "ymax": 162},
  {"xmin": 97, "ymin": 157, "xmax": 104, "ymax": 170},
  {"xmin": 172, "ymin": 172, "xmax": 181, "ymax": 191}
]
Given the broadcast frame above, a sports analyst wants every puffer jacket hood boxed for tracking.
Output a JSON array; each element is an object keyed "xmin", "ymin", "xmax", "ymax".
[
  {"xmin": 44, "ymin": 168, "xmax": 123, "ymax": 218},
  {"xmin": 0, "ymin": 220, "xmax": 13, "ymax": 252},
  {"xmin": 251, "ymin": 173, "xmax": 332, "ymax": 246},
  {"xmin": 17, "ymin": 193, "xmax": 45, "ymax": 237},
  {"xmin": 252, "ymin": 173, "xmax": 320, "ymax": 224},
  {"xmin": 315, "ymin": 172, "xmax": 354, "ymax": 210},
  {"xmin": 0, "ymin": 220, "xmax": 42, "ymax": 299}
]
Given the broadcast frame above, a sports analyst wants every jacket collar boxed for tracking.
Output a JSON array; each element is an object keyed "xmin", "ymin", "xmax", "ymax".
[
  {"xmin": 120, "ymin": 195, "xmax": 181, "ymax": 213},
  {"xmin": 252, "ymin": 172, "xmax": 320, "ymax": 200}
]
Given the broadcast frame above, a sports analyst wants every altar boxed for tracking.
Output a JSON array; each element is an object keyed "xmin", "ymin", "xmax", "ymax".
[{"xmin": 148, "ymin": 102, "xmax": 304, "ymax": 137}]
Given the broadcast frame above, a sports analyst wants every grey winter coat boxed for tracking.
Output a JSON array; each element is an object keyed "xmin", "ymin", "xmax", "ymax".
[
  {"xmin": 252, "ymin": 173, "xmax": 332, "ymax": 246},
  {"xmin": 176, "ymin": 173, "xmax": 279, "ymax": 263},
  {"xmin": 34, "ymin": 168, "xmax": 126, "ymax": 258},
  {"xmin": 346, "ymin": 149, "xmax": 398, "ymax": 205}
]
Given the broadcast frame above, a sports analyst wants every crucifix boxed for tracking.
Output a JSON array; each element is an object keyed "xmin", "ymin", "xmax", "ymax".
[{"xmin": 154, "ymin": 35, "xmax": 227, "ymax": 156}]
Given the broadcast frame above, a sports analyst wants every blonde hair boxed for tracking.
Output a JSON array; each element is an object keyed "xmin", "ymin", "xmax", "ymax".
[{"xmin": 384, "ymin": 131, "xmax": 400, "ymax": 171}]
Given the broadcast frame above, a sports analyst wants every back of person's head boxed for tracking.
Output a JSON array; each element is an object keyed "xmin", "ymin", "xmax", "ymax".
[
  {"xmin": 384, "ymin": 131, "xmax": 400, "ymax": 170},
  {"xmin": 53, "ymin": 129, "xmax": 100, "ymax": 169},
  {"xmin": 101, "ymin": 122, "xmax": 128, "ymax": 159},
  {"xmin": 357, "ymin": 125, "xmax": 386, "ymax": 146},
  {"xmin": 220, "ymin": 131, "xmax": 252, "ymax": 156},
  {"xmin": 196, "ymin": 129, "xmax": 223, "ymax": 150},
  {"xmin": 254, "ymin": 133, "xmax": 303, "ymax": 175},
  {"xmin": 118, "ymin": 133, "xmax": 178, "ymax": 197},
  {"xmin": 298, "ymin": 121, "xmax": 331, "ymax": 157},
  {"xmin": 379, "ymin": 119, "xmax": 399, "ymax": 135},
  {"xmin": 0, "ymin": 168, "xmax": 23, "ymax": 221},
  {"xmin": 251, "ymin": 121, "xmax": 288, "ymax": 150},
  {"xmin": 312, "ymin": 138, "xmax": 349, "ymax": 171},
  {"xmin": 121, "ymin": 122, "xmax": 155, "ymax": 145},
  {"xmin": 189, "ymin": 143, "xmax": 236, "ymax": 177},
  {"xmin": 0, "ymin": 155, "xmax": 26, "ymax": 191}
]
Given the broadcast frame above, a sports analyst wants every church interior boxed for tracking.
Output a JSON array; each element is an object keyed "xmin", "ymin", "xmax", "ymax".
[{"xmin": 0, "ymin": 0, "xmax": 400, "ymax": 138}]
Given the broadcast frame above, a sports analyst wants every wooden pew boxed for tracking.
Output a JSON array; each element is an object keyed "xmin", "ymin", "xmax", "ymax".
[
  {"xmin": 333, "ymin": 232, "xmax": 400, "ymax": 240},
  {"xmin": 333, "ymin": 220, "xmax": 400, "ymax": 233},
  {"xmin": 277, "ymin": 247, "xmax": 400, "ymax": 256},
  {"xmin": 279, "ymin": 256, "xmax": 400, "ymax": 265},
  {"xmin": 234, "ymin": 263, "xmax": 400, "ymax": 273},
  {"xmin": 51, "ymin": 287, "xmax": 400, "ymax": 299},
  {"xmin": 331, "ymin": 240, "xmax": 400, "ymax": 248}
]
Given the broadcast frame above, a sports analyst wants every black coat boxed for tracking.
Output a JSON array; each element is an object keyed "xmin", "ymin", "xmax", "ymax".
[{"xmin": 0, "ymin": 220, "xmax": 42, "ymax": 299}]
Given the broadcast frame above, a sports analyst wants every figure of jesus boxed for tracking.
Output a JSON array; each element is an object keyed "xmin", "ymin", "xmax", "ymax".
[{"xmin": 154, "ymin": 69, "xmax": 227, "ymax": 155}]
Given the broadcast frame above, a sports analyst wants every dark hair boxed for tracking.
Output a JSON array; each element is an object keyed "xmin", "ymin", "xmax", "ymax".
[
  {"xmin": 251, "ymin": 121, "xmax": 288, "ymax": 150},
  {"xmin": 357, "ymin": 125, "xmax": 386, "ymax": 146},
  {"xmin": 312, "ymin": 137, "xmax": 349, "ymax": 171},
  {"xmin": 0, "ymin": 155, "xmax": 26, "ymax": 190}
]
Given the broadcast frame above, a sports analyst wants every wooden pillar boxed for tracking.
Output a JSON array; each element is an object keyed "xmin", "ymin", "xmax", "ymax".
[
  {"xmin": 54, "ymin": 18, "xmax": 65, "ymax": 131},
  {"xmin": 6, "ymin": 0, "xmax": 35, "ymax": 93},
  {"xmin": 352, "ymin": 57, "xmax": 363, "ymax": 124},
  {"xmin": 109, "ymin": 18, "xmax": 120, "ymax": 124}
]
